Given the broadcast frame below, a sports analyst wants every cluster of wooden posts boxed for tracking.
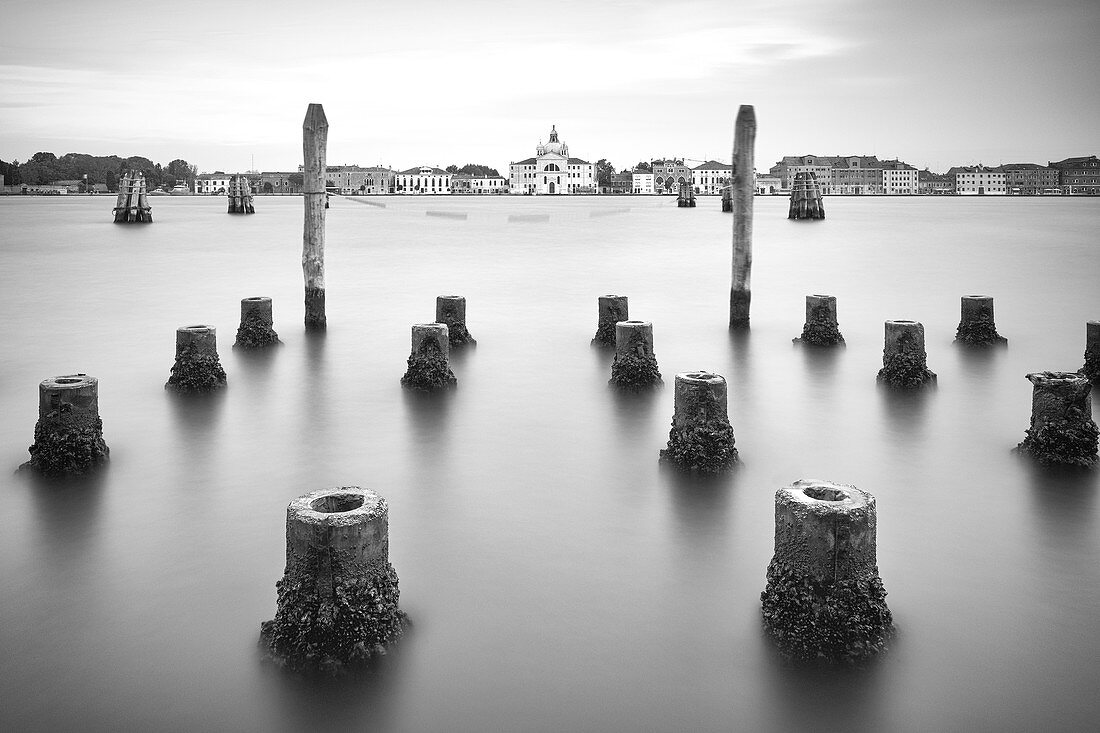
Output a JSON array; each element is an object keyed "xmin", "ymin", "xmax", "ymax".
[
  {"xmin": 112, "ymin": 170, "xmax": 153, "ymax": 223},
  {"xmin": 25, "ymin": 102, "xmax": 1098, "ymax": 673}
]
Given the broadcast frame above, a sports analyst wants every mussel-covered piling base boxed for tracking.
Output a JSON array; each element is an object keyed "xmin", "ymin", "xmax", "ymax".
[
  {"xmin": 401, "ymin": 341, "xmax": 456, "ymax": 392},
  {"xmin": 1017, "ymin": 418, "xmax": 1099, "ymax": 467},
  {"xmin": 660, "ymin": 420, "xmax": 739, "ymax": 473},
  {"xmin": 877, "ymin": 351, "xmax": 936, "ymax": 388},
  {"xmin": 165, "ymin": 344, "xmax": 227, "ymax": 392},
  {"xmin": 234, "ymin": 314, "xmax": 281, "ymax": 348},
  {"xmin": 1082, "ymin": 345, "xmax": 1100, "ymax": 384},
  {"xmin": 610, "ymin": 353, "xmax": 662, "ymax": 390},
  {"xmin": 955, "ymin": 319, "xmax": 1006, "ymax": 346},
  {"xmin": 797, "ymin": 304, "xmax": 845, "ymax": 346},
  {"xmin": 260, "ymin": 547, "xmax": 407, "ymax": 675},
  {"xmin": 761, "ymin": 559, "xmax": 894, "ymax": 664},
  {"xmin": 25, "ymin": 419, "xmax": 109, "ymax": 476}
]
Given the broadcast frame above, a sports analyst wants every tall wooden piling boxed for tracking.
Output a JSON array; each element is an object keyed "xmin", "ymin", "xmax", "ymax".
[
  {"xmin": 721, "ymin": 185, "xmax": 732, "ymax": 212},
  {"xmin": 788, "ymin": 172, "xmax": 825, "ymax": 219},
  {"xmin": 303, "ymin": 103, "xmax": 328, "ymax": 331},
  {"xmin": 227, "ymin": 175, "xmax": 255, "ymax": 214},
  {"xmin": 112, "ymin": 170, "xmax": 153, "ymax": 223},
  {"xmin": 730, "ymin": 105, "xmax": 755, "ymax": 329}
]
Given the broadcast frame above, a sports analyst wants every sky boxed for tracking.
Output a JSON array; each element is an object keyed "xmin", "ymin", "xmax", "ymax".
[{"xmin": 1, "ymin": 0, "xmax": 1097, "ymax": 175}]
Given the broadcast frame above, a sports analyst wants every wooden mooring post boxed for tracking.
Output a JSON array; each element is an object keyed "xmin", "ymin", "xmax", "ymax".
[
  {"xmin": 113, "ymin": 170, "xmax": 153, "ymax": 223},
  {"xmin": 303, "ymin": 103, "xmax": 328, "ymax": 331},
  {"xmin": 721, "ymin": 185, "xmax": 732, "ymax": 212},
  {"xmin": 788, "ymin": 172, "xmax": 825, "ymax": 219},
  {"xmin": 227, "ymin": 174, "xmax": 255, "ymax": 214},
  {"xmin": 677, "ymin": 181, "xmax": 696, "ymax": 208},
  {"xmin": 730, "ymin": 104, "xmax": 756, "ymax": 329}
]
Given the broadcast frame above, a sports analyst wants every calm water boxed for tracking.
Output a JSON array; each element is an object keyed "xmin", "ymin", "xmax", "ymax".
[{"xmin": 0, "ymin": 194, "xmax": 1098, "ymax": 732}]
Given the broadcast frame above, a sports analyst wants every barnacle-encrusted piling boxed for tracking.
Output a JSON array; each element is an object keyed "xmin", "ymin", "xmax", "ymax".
[
  {"xmin": 1080, "ymin": 321, "xmax": 1100, "ymax": 384},
  {"xmin": 955, "ymin": 295, "xmax": 1006, "ymax": 345},
  {"xmin": 609, "ymin": 320, "xmax": 661, "ymax": 389},
  {"xmin": 877, "ymin": 320, "xmax": 936, "ymax": 387},
  {"xmin": 435, "ymin": 295, "xmax": 476, "ymax": 347},
  {"xmin": 761, "ymin": 480, "xmax": 894, "ymax": 664},
  {"xmin": 234, "ymin": 297, "xmax": 281, "ymax": 348},
  {"xmin": 400, "ymin": 323, "xmax": 456, "ymax": 391},
  {"xmin": 23, "ymin": 374, "xmax": 109, "ymax": 476},
  {"xmin": 1016, "ymin": 371, "xmax": 1097, "ymax": 467},
  {"xmin": 659, "ymin": 371, "xmax": 739, "ymax": 472},
  {"xmin": 592, "ymin": 294, "xmax": 628, "ymax": 346},
  {"xmin": 260, "ymin": 487, "xmax": 407, "ymax": 675},
  {"xmin": 795, "ymin": 294, "xmax": 844, "ymax": 346},
  {"xmin": 165, "ymin": 325, "xmax": 227, "ymax": 392}
]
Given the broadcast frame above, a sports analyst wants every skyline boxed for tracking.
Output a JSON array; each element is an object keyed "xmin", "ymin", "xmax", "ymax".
[{"xmin": 2, "ymin": 0, "xmax": 1097, "ymax": 175}]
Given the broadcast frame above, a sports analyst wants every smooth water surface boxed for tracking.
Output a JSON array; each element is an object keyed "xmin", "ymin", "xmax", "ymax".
[{"xmin": 1, "ymin": 194, "xmax": 1098, "ymax": 732}]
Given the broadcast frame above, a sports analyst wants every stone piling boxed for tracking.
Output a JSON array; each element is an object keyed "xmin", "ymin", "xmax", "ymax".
[
  {"xmin": 795, "ymin": 294, "xmax": 845, "ymax": 346},
  {"xmin": 401, "ymin": 323, "xmax": 456, "ymax": 391},
  {"xmin": 592, "ymin": 294, "xmax": 628, "ymax": 346},
  {"xmin": 435, "ymin": 295, "xmax": 476, "ymax": 347},
  {"xmin": 659, "ymin": 371, "xmax": 739, "ymax": 472},
  {"xmin": 877, "ymin": 320, "xmax": 936, "ymax": 387},
  {"xmin": 1080, "ymin": 321, "xmax": 1100, "ymax": 383},
  {"xmin": 23, "ymin": 374, "xmax": 109, "ymax": 476},
  {"xmin": 165, "ymin": 325, "xmax": 227, "ymax": 392},
  {"xmin": 955, "ymin": 295, "xmax": 1006, "ymax": 345},
  {"xmin": 760, "ymin": 480, "xmax": 894, "ymax": 664},
  {"xmin": 260, "ymin": 486, "xmax": 407, "ymax": 675},
  {"xmin": 234, "ymin": 297, "xmax": 281, "ymax": 348},
  {"xmin": 609, "ymin": 320, "xmax": 661, "ymax": 389},
  {"xmin": 1016, "ymin": 371, "xmax": 1097, "ymax": 467}
]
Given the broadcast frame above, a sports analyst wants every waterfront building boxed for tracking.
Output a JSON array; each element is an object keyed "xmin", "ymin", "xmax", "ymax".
[
  {"xmin": 1050, "ymin": 155, "xmax": 1100, "ymax": 195},
  {"xmin": 999, "ymin": 163, "xmax": 1060, "ymax": 195},
  {"xmin": 953, "ymin": 166, "xmax": 1006, "ymax": 195},
  {"xmin": 608, "ymin": 172, "xmax": 633, "ymax": 195},
  {"xmin": 451, "ymin": 173, "xmax": 507, "ymax": 194},
  {"xmin": 320, "ymin": 165, "xmax": 396, "ymax": 195},
  {"xmin": 652, "ymin": 159, "xmax": 692, "ymax": 195},
  {"xmin": 395, "ymin": 166, "xmax": 452, "ymax": 194},
  {"xmin": 691, "ymin": 161, "xmax": 732, "ymax": 195},
  {"xmin": 769, "ymin": 155, "xmax": 835, "ymax": 191},
  {"xmin": 508, "ymin": 125, "xmax": 596, "ymax": 195},
  {"xmin": 257, "ymin": 172, "xmax": 301, "ymax": 195},
  {"xmin": 632, "ymin": 172, "xmax": 655, "ymax": 194},
  {"xmin": 918, "ymin": 170, "xmax": 955, "ymax": 195},
  {"xmin": 195, "ymin": 173, "xmax": 231, "ymax": 195},
  {"xmin": 754, "ymin": 175, "xmax": 782, "ymax": 194},
  {"xmin": 881, "ymin": 160, "xmax": 919, "ymax": 195},
  {"xmin": 831, "ymin": 156, "xmax": 884, "ymax": 195}
]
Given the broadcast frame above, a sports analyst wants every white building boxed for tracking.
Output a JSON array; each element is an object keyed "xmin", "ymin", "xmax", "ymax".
[
  {"xmin": 632, "ymin": 172, "xmax": 655, "ymax": 194},
  {"xmin": 195, "ymin": 173, "xmax": 232, "ymax": 194},
  {"xmin": 395, "ymin": 166, "xmax": 452, "ymax": 194},
  {"xmin": 451, "ymin": 174, "xmax": 507, "ymax": 194},
  {"xmin": 691, "ymin": 160, "xmax": 733, "ymax": 195},
  {"xmin": 754, "ymin": 175, "xmax": 782, "ymax": 195},
  {"xmin": 509, "ymin": 125, "xmax": 595, "ymax": 195},
  {"xmin": 955, "ymin": 167, "xmax": 1006, "ymax": 195},
  {"xmin": 881, "ymin": 162, "xmax": 919, "ymax": 195}
]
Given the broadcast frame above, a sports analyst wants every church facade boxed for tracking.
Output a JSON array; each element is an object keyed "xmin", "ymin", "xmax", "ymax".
[{"xmin": 508, "ymin": 126, "xmax": 595, "ymax": 195}]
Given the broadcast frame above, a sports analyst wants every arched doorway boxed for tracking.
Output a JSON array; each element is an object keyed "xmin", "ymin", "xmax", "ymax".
[{"xmin": 549, "ymin": 182, "xmax": 556, "ymax": 194}]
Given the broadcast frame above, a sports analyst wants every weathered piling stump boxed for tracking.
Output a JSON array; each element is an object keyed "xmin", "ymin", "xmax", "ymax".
[
  {"xmin": 401, "ymin": 323, "xmax": 456, "ymax": 391},
  {"xmin": 955, "ymin": 295, "xmax": 1006, "ymax": 345},
  {"xmin": 677, "ymin": 181, "xmax": 696, "ymax": 208},
  {"xmin": 23, "ymin": 374, "xmax": 109, "ymax": 476},
  {"xmin": 721, "ymin": 186, "xmax": 732, "ymax": 212},
  {"xmin": 1080, "ymin": 321, "xmax": 1100, "ymax": 384},
  {"xmin": 609, "ymin": 320, "xmax": 662, "ymax": 389},
  {"xmin": 435, "ymin": 295, "xmax": 476, "ymax": 347},
  {"xmin": 165, "ymin": 325, "xmax": 227, "ymax": 392},
  {"xmin": 760, "ymin": 480, "xmax": 894, "ymax": 664},
  {"xmin": 659, "ymin": 371, "xmax": 739, "ymax": 472},
  {"xmin": 112, "ymin": 170, "xmax": 152, "ymax": 223},
  {"xmin": 1016, "ymin": 371, "xmax": 1098, "ymax": 467},
  {"xmin": 795, "ymin": 294, "xmax": 845, "ymax": 346},
  {"xmin": 227, "ymin": 174, "xmax": 255, "ymax": 214},
  {"xmin": 234, "ymin": 297, "xmax": 281, "ymax": 348},
  {"xmin": 788, "ymin": 172, "xmax": 825, "ymax": 220},
  {"xmin": 592, "ymin": 294, "xmax": 628, "ymax": 346},
  {"xmin": 877, "ymin": 320, "xmax": 936, "ymax": 387},
  {"xmin": 260, "ymin": 486, "xmax": 407, "ymax": 675}
]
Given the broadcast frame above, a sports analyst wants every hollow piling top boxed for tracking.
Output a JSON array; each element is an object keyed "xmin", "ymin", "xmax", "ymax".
[
  {"xmin": 777, "ymin": 479, "xmax": 873, "ymax": 518},
  {"xmin": 40, "ymin": 373, "xmax": 97, "ymax": 391},
  {"xmin": 287, "ymin": 486, "xmax": 387, "ymax": 528},
  {"xmin": 1026, "ymin": 371, "xmax": 1090, "ymax": 388},
  {"xmin": 675, "ymin": 371, "xmax": 725, "ymax": 387}
]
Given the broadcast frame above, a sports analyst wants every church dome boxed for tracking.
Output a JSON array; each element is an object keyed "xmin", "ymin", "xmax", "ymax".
[{"xmin": 537, "ymin": 125, "xmax": 568, "ymax": 157}]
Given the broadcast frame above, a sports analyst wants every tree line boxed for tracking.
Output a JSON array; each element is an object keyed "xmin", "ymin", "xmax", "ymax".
[{"xmin": 0, "ymin": 152, "xmax": 197, "ymax": 192}]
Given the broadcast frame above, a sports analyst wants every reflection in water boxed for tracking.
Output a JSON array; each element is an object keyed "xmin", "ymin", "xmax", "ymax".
[
  {"xmin": 23, "ymin": 466, "xmax": 108, "ymax": 569},
  {"xmin": 876, "ymin": 381, "xmax": 934, "ymax": 441},
  {"xmin": 231, "ymin": 343, "xmax": 280, "ymax": 392},
  {"xmin": 166, "ymin": 387, "xmax": 228, "ymax": 443},
  {"xmin": 608, "ymin": 381, "xmax": 662, "ymax": 441},
  {"xmin": 952, "ymin": 339, "xmax": 1005, "ymax": 381},
  {"xmin": 658, "ymin": 461, "xmax": 735, "ymax": 539},
  {"xmin": 400, "ymin": 388, "xmax": 454, "ymax": 449},
  {"xmin": 299, "ymin": 332, "xmax": 329, "ymax": 447},
  {"xmin": 260, "ymin": 646, "xmax": 409, "ymax": 733},
  {"xmin": 1025, "ymin": 457, "xmax": 1099, "ymax": 545},
  {"xmin": 797, "ymin": 341, "xmax": 843, "ymax": 387}
]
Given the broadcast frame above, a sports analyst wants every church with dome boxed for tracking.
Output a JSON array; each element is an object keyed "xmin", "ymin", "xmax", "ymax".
[{"xmin": 508, "ymin": 125, "xmax": 596, "ymax": 195}]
